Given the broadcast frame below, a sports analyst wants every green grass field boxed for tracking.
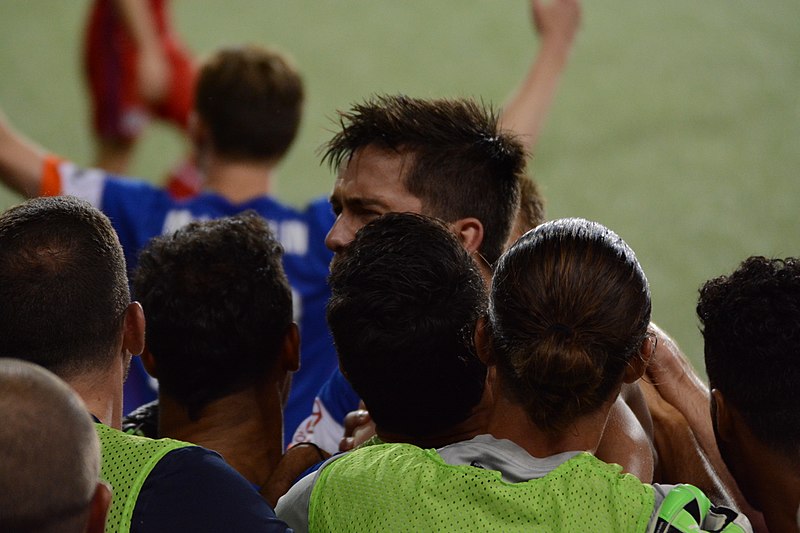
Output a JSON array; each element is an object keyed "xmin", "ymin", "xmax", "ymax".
[{"xmin": 0, "ymin": 1, "xmax": 798, "ymax": 373}]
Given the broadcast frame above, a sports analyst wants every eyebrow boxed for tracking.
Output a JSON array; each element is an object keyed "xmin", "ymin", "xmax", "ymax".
[{"xmin": 334, "ymin": 195, "xmax": 391, "ymax": 212}]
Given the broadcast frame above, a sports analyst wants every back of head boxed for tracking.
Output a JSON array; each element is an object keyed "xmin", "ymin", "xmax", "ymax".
[
  {"xmin": 0, "ymin": 358, "xmax": 101, "ymax": 532},
  {"xmin": 490, "ymin": 218, "xmax": 651, "ymax": 433},
  {"xmin": 195, "ymin": 44, "xmax": 304, "ymax": 161},
  {"xmin": 0, "ymin": 197, "xmax": 130, "ymax": 378},
  {"xmin": 326, "ymin": 212, "xmax": 487, "ymax": 438},
  {"xmin": 133, "ymin": 212, "xmax": 292, "ymax": 419},
  {"xmin": 323, "ymin": 94, "xmax": 524, "ymax": 265},
  {"xmin": 698, "ymin": 256, "xmax": 800, "ymax": 460}
]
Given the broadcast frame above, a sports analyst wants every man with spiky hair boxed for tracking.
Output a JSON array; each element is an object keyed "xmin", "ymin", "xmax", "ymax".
[
  {"xmin": 292, "ymin": 90, "xmax": 653, "ymax": 487},
  {"xmin": 322, "ymin": 95, "xmax": 524, "ymax": 269},
  {"xmin": 291, "ymin": 0, "xmax": 582, "ymax": 452},
  {"xmin": 289, "ymin": 94, "xmax": 526, "ymax": 451}
]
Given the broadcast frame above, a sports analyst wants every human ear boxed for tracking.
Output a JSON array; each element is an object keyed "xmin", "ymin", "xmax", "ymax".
[
  {"xmin": 473, "ymin": 316, "xmax": 495, "ymax": 367},
  {"xmin": 85, "ymin": 482, "xmax": 112, "ymax": 533},
  {"xmin": 710, "ymin": 389, "xmax": 734, "ymax": 443},
  {"xmin": 623, "ymin": 333, "xmax": 655, "ymax": 384},
  {"xmin": 280, "ymin": 323, "xmax": 301, "ymax": 373},
  {"xmin": 122, "ymin": 302, "xmax": 145, "ymax": 357},
  {"xmin": 450, "ymin": 217, "xmax": 484, "ymax": 256}
]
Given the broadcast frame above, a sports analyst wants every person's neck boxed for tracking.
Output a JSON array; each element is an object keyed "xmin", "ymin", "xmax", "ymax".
[
  {"xmin": 201, "ymin": 154, "xmax": 277, "ymax": 204},
  {"xmin": 158, "ymin": 387, "xmax": 284, "ymax": 489},
  {"xmin": 69, "ymin": 360, "xmax": 125, "ymax": 429},
  {"xmin": 377, "ymin": 391, "xmax": 492, "ymax": 449},
  {"xmin": 486, "ymin": 392, "xmax": 608, "ymax": 458},
  {"xmin": 734, "ymin": 440, "xmax": 800, "ymax": 533}
]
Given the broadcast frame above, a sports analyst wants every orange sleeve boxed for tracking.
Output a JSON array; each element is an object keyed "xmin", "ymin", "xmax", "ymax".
[{"xmin": 40, "ymin": 155, "xmax": 63, "ymax": 197}]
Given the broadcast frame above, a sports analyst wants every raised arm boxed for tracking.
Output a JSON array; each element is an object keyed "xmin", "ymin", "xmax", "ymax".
[
  {"xmin": 645, "ymin": 324, "xmax": 767, "ymax": 531},
  {"xmin": 0, "ymin": 109, "xmax": 46, "ymax": 198},
  {"xmin": 499, "ymin": 0, "xmax": 581, "ymax": 153},
  {"xmin": 645, "ymin": 325, "xmax": 716, "ymax": 447},
  {"xmin": 114, "ymin": 0, "xmax": 170, "ymax": 104}
]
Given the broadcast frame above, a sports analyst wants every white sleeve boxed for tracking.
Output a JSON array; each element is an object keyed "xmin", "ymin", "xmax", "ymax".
[
  {"xmin": 56, "ymin": 160, "xmax": 106, "ymax": 208},
  {"xmin": 275, "ymin": 471, "xmax": 315, "ymax": 533},
  {"xmin": 276, "ymin": 454, "xmax": 346, "ymax": 533}
]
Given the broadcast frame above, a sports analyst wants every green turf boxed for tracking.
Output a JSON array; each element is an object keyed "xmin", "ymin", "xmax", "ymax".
[{"xmin": 0, "ymin": 0, "xmax": 798, "ymax": 374}]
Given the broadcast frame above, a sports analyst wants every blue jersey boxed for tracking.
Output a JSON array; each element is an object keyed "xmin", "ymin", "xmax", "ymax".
[
  {"xmin": 291, "ymin": 367, "xmax": 360, "ymax": 454},
  {"xmin": 44, "ymin": 157, "xmax": 337, "ymax": 444}
]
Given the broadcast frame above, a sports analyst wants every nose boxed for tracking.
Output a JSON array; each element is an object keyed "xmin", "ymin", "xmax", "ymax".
[{"xmin": 325, "ymin": 217, "xmax": 352, "ymax": 254}]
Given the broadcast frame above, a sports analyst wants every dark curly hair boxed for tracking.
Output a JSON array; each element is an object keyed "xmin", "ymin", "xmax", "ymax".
[
  {"xmin": 323, "ymin": 94, "xmax": 524, "ymax": 266},
  {"xmin": 133, "ymin": 212, "xmax": 292, "ymax": 419},
  {"xmin": 490, "ymin": 218, "xmax": 651, "ymax": 433},
  {"xmin": 698, "ymin": 256, "xmax": 800, "ymax": 458}
]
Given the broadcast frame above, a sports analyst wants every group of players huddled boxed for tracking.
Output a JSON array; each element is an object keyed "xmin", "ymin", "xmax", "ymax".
[{"xmin": 0, "ymin": 1, "xmax": 796, "ymax": 532}]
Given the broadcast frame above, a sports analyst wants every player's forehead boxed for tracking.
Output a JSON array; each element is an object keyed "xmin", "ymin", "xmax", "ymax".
[{"xmin": 333, "ymin": 145, "xmax": 421, "ymax": 211}]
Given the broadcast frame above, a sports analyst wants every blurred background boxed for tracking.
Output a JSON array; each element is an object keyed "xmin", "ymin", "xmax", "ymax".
[{"xmin": 0, "ymin": 0, "xmax": 797, "ymax": 372}]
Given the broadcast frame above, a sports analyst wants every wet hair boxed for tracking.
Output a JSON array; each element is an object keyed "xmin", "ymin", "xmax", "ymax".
[
  {"xmin": 0, "ymin": 196, "xmax": 130, "ymax": 378},
  {"xmin": 698, "ymin": 256, "xmax": 800, "ymax": 458},
  {"xmin": 133, "ymin": 212, "xmax": 292, "ymax": 420},
  {"xmin": 323, "ymin": 94, "xmax": 524, "ymax": 265},
  {"xmin": 489, "ymin": 218, "xmax": 651, "ymax": 432},
  {"xmin": 327, "ymin": 212, "xmax": 487, "ymax": 437},
  {"xmin": 196, "ymin": 44, "xmax": 304, "ymax": 161}
]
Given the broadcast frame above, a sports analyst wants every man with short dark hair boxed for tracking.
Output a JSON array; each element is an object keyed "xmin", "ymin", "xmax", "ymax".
[
  {"xmin": 277, "ymin": 212, "xmax": 492, "ymax": 529},
  {"xmin": 323, "ymin": 95, "xmax": 524, "ymax": 267},
  {"xmin": 126, "ymin": 213, "xmax": 322, "ymax": 504},
  {"xmin": 290, "ymin": 0, "xmax": 582, "ymax": 450},
  {"xmin": 0, "ymin": 196, "xmax": 290, "ymax": 532},
  {"xmin": 697, "ymin": 256, "xmax": 800, "ymax": 533},
  {"xmin": 327, "ymin": 213, "xmax": 488, "ymax": 444},
  {"xmin": 0, "ymin": 358, "xmax": 109, "ymax": 533},
  {"xmin": 290, "ymin": 94, "xmax": 527, "ymax": 450}
]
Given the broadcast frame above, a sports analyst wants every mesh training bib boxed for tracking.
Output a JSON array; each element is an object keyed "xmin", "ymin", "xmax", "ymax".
[
  {"xmin": 95, "ymin": 423, "xmax": 193, "ymax": 533},
  {"xmin": 309, "ymin": 443, "xmax": 655, "ymax": 532}
]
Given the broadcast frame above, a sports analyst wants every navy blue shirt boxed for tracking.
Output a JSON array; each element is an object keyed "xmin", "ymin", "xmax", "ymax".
[{"xmin": 132, "ymin": 446, "xmax": 292, "ymax": 532}]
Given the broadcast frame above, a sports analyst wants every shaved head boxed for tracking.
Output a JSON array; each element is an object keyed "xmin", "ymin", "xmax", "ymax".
[{"xmin": 0, "ymin": 358, "xmax": 101, "ymax": 532}]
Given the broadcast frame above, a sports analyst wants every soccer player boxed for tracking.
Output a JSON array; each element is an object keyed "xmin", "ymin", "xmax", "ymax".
[
  {"xmin": 697, "ymin": 257, "xmax": 800, "ymax": 532},
  {"xmin": 292, "ymin": 0, "xmax": 583, "ymax": 454},
  {"xmin": 0, "ymin": 45, "xmax": 335, "ymax": 439},
  {"xmin": 125, "ymin": 213, "xmax": 327, "ymax": 505},
  {"xmin": 291, "ymin": 94, "xmax": 654, "ymax": 485}
]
